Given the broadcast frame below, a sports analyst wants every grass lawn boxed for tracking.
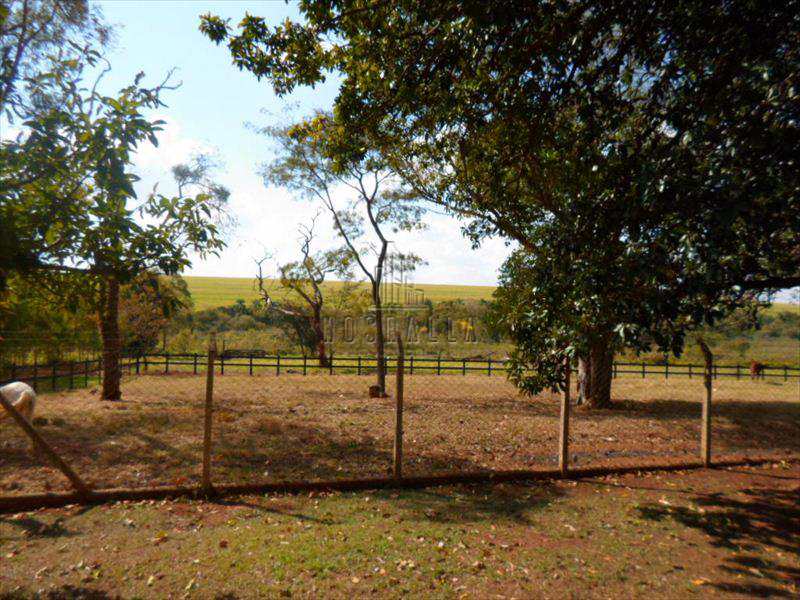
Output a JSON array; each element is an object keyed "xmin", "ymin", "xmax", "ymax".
[
  {"xmin": 1, "ymin": 372, "xmax": 797, "ymax": 496},
  {"xmin": 1, "ymin": 462, "xmax": 798, "ymax": 598}
]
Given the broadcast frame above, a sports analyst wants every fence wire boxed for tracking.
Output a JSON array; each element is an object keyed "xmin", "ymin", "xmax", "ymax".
[{"xmin": 0, "ymin": 353, "xmax": 797, "ymax": 497}]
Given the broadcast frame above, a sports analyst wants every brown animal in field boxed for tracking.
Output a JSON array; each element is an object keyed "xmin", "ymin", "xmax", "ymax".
[{"xmin": 750, "ymin": 360, "xmax": 766, "ymax": 380}]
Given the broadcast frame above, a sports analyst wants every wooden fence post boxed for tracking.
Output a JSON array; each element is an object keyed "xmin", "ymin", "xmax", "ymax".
[
  {"xmin": 393, "ymin": 334, "xmax": 405, "ymax": 479},
  {"xmin": 0, "ymin": 392, "xmax": 90, "ymax": 497},
  {"xmin": 202, "ymin": 335, "xmax": 217, "ymax": 495},
  {"xmin": 559, "ymin": 355, "xmax": 571, "ymax": 474},
  {"xmin": 698, "ymin": 339, "xmax": 713, "ymax": 467}
]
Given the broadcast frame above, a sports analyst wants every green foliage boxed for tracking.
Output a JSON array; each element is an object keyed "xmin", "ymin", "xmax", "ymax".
[
  {"xmin": 0, "ymin": 0, "xmax": 110, "ymax": 119},
  {"xmin": 203, "ymin": 1, "xmax": 800, "ymax": 394},
  {"xmin": 1, "ymin": 61, "xmax": 225, "ymax": 292}
]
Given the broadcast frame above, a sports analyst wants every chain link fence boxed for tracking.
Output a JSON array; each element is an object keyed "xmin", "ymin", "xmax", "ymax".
[{"xmin": 1, "ymin": 349, "xmax": 798, "ymax": 498}]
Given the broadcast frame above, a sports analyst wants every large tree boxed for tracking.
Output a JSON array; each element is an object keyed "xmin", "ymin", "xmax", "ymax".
[
  {"xmin": 1, "ymin": 64, "xmax": 224, "ymax": 399},
  {"xmin": 203, "ymin": 1, "xmax": 800, "ymax": 407},
  {"xmin": 258, "ymin": 113, "xmax": 425, "ymax": 395}
]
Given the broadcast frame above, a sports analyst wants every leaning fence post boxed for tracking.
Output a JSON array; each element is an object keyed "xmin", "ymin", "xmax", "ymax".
[
  {"xmin": 559, "ymin": 355, "xmax": 571, "ymax": 474},
  {"xmin": 0, "ymin": 391, "xmax": 90, "ymax": 497},
  {"xmin": 698, "ymin": 339, "xmax": 713, "ymax": 467},
  {"xmin": 202, "ymin": 335, "xmax": 217, "ymax": 495},
  {"xmin": 393, "ymin": 334, "xmax": 405, "ymax": 479}
]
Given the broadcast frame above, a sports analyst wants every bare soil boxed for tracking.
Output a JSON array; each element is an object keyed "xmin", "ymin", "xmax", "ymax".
[{"xmin": 0, "ymin": 373, "xmax": 797, "ymax": 495}]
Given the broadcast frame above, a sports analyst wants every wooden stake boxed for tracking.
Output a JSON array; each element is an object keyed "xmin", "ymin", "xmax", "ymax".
[
  {"xmin": 0, "ymin": 392, "xmax": 90, "ymax": 496},
  {"xmin": 393, "ymin": 333, "xmax": 405, "ymax": 479},
  {"xmin": 202, "ymin": 335, "xmax": 217, "ymax": 495},
  {"xmin": 698, "ymin": 338, "xmax": 713, "ymax": 467},
  {"xmin": 559, "ymin": 355, "xmax": 571, "ymax": 474}
]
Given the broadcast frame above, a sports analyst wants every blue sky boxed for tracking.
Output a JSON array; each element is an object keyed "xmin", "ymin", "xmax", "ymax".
[{"xmin": 94, "ymin": 0, "xmax": 512, "ymax": 286}]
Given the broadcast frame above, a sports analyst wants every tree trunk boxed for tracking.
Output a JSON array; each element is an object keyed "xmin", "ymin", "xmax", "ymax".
[
  {"xmin": 98, "ymin": 276, "xmax": 122, "ymax": 401},
  {"xmin": 374, "ymin": 299, "xmax": 386, "ymax": 395},
  {"xmin": 577, "ymin": 338, "xmax": 614, "ymax": 408},
  {"xmin": 311, "ymin": 311, "xmax": 329, "ymax": 367}
]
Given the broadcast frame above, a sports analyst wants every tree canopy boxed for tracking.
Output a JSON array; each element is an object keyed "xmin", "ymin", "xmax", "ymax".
[{"xmin": 203, "ymin": 1, "xmax": 800, "ymax": 403}]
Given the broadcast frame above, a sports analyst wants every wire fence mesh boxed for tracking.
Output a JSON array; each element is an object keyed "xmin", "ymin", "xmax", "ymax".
[{"xmin": 1, "ymin": 352, "xmax": 798, "ymax": 497}]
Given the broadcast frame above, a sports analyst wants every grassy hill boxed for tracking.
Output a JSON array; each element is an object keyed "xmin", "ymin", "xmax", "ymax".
[
  {"xmin": 184, "ymin": 276, "xmax": 496, "ymax": 309},
  {"xmin": 185, "ymin": 275, "xmax": 798, "ymax": 314}
]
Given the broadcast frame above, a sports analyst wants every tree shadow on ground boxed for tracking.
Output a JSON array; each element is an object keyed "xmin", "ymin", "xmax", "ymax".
[
  {"xmin": 0, "ymin": 514, "xmax": 77, "ymax": 543},
  {"xmin": 0, "ymin": 586, "xmax": 119, "ymax": 599},
  {"xmin": 637, "ymin": 485, "xmax": 800, "ymax": 597},
  {"xmin": 376, "ymin": 481, "xmax": 561, "ymax": 525}
]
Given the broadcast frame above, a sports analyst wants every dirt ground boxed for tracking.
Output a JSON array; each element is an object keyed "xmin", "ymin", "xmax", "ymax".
[
  {"xmin": 0, "ymin": 373, "xmax": 798, "ymax": 495},
  {"xmin": 0, "ymin": 462, "xmax": 798, "ymax": 599}
]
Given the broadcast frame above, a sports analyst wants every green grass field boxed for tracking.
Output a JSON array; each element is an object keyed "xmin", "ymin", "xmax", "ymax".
[
  {"xmin": 184, "ymin": 276, "xmax": 496, "ymax": 309},
  {"xmin": 185, "ymin": 276, "xmax": 797, "ymax": 316}
]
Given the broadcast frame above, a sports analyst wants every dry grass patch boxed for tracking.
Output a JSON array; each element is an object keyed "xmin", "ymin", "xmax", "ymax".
[{"xmin": 0, "ymin": 373, "xmax": 797, "ymax": 495}]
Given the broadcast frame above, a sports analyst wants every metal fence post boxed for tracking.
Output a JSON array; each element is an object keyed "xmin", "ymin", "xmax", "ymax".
[
  {"xmin": 410, "ymin": 355, "xmax": 414, "ymax": 376},
  {"xmin": 487, "ymin": 357, "xmax": 492, "ymax": 376},
  {"xmin": 249, "ymin": 352, "xmax": 254, "ymax": 376},
  {"xmin": 357, "ymin": 355, "xmax": 361, "ymax": 376},
  {"xmin": 51, "ymin": 362, "xmax": 57, "ymax": 392},
  {"xmin": 559, "ymin": 355, "xmax": 571, "ymax": 474},
  {"xmin": 165, "ymin": 352, "xmax": 170, "ymax": 374},
  {"xmin": 276, "ymin": 353, "xmax": 280, "ymax": 376},
  {"xmin": 437, "ymin": 355, "xmax": 441, "ymax": 376},
  {"xmin": 641, "ymin": 362, "xmax": 645, "ymax": 379},
  {"xmin": 303, "ymin": 355, "xmax": 307, "ymax": 376},
  {"xmin": 68, "ymin": 361, "xmax": 74, "ymax": 390},
  {"xmin": 84, "ymin": 359, "xmax": 89, "ymax": 387},
  {"xmin": 202, "ymin": 335, "xmax": 217, "ymax": 495},
  {"xmin": 393, "ymin": 334, "xmax": 405, "ymax": 479},
  {"xmin": 32, "ymin": 359, "xmax": 38, "ymax": 392}
]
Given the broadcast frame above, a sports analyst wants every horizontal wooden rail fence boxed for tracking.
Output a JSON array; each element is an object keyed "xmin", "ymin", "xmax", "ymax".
[{"xmin": 3, "ymin": 353, "xmax": 799, "ymax": 389}]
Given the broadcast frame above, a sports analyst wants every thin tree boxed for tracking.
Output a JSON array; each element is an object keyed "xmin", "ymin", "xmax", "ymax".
[
  {"xmin": 259, "ymin": 113, "xmax": 425, "ymax": 395},
  {"xmin": 255, "ymin": 216, "xmax": 354, "ymax": 367}
]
